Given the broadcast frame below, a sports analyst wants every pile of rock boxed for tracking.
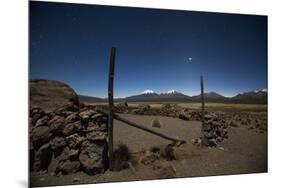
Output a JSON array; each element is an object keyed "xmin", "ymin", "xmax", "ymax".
[
  {"xmin": 29, "ymin": 104, "xmax": 108, "ymax": 176},
  {"xmin": 178, "ymin": 109, "xmax": 201, "ymax": 121},
  {"xmin": 159, "ymin": 104, "xmax": 180, "ymax": 117},
  {"xmin": 131, "ymin": 104, "xmax": 152, "ymax": 115},
  {"xmin": 30, "ymin": 79, "xmax": 79, "ymax": 112},
  {"xmin": 199, "ymin": 112, "xmax": 228, "ymax": 147},
  {"xmin": 128, "ymin": 103, "xmax": 202, "ymax": 121},
  {"xmin": 114, "ymin": 102, "xmax": 130, "ymax": 113}
]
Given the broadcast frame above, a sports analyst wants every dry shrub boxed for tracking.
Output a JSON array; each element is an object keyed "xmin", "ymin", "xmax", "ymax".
[
  {"xmin": 150, "ymin": 146, "xmax": 160, "ymax": 153},
  {"xmin": 140, "ymin": 152, "xmax": 159, "ymax": 165},
  {"xmin": 113, "ymin": 143, "xmax": 130, "ymax": 171},
  {"xmin": 229, "ymin": 120, "xmax": 239, "ymax": 127},
  {"xmin": 152, "ymin": 118, "xmax": 162, "ymax": 128},
  {"xmin": 139, "ymin": 104, "xmax": 150, "ymax": 111},
  {"xmin": 160, "ymin": 145, "xmax": 176, "ymax": 161}
]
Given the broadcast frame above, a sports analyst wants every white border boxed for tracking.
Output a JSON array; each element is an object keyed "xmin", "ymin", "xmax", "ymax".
[{"xmin": 1, "ymin": 0, "xmax": 281, "ymax": 188}]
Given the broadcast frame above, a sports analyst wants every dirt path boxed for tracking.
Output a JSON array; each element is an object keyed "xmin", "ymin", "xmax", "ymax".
[{"xmin": 31, "ymin": 114, "xmax": 267, "ymax": 187}]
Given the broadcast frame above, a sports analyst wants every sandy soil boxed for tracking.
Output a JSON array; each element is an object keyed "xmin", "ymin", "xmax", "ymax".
[{"xmin": 31, "ymin": 114, "xmax": 267, "ymax": 187}]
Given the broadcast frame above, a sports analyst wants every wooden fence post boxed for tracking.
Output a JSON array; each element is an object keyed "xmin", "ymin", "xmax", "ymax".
[
  {"xmin": 200, "ymin": 75, "xmax": 205, "ymax": 137},
  {"xmin": 108, "ymin": 47, "xmax": 116, "ymax": 171}
]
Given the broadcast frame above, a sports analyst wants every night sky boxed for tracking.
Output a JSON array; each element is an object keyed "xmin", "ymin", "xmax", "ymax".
[{"xmin": 29, "ymin": 1, "xmax": 267, "ymax": 98}]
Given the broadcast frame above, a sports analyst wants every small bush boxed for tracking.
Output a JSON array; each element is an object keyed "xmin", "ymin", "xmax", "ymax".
[
  {"xmin": 229, "ymin": 120, "xmax": 239, "ymax": 127},
  {"xmin": 140, "ymin": 152, "xmax": 159, "ymax": 165},
  {"xmin": 160, "ymin": 145, "xmax": 176, "ymax": 161},
  {"xmin": 113, "ymin": 143, "xmax": 130, "ymax": 171},
  {"xmin": 139, "ymin": 104, "xmax": 150, "ymax": 111},
  {"xmin": 152, "ymin": 118, "xmax": 162, "ymax": 128},
  {"xmin": 150, "ymin": 146, "xmax": 160, "ymax": 153}
]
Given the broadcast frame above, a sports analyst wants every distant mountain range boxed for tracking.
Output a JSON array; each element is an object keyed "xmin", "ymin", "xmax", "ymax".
[{"xmin": 78, "ymin": 89, "xmax": 267, "ymax": 104}]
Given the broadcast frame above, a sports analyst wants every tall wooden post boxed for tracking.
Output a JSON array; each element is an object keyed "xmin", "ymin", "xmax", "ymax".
[
  {"xmin": 108, "ymin": 47, "xmax": 116, "ymax": 171},
  {"xmin": 200, "ymin": 75, "xmax": 205, "ymax": 136}
]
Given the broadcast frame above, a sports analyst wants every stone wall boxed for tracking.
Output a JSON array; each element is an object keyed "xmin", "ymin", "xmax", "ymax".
[
  {"xmin": 29, "ymin": 104, "xmax": 108, "ymax": 175},
  {"xmin": 200, "ymin": 112, "xmax": 228, "ymax": 147}
]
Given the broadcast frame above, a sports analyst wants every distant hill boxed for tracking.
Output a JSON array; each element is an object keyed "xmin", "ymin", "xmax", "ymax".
[
  {"xmin": 191, "ymin": 91, "xmax": 228, "ymax": 102},
  {"xmin": 124, "ymin": 90, "xmax": 191, "ymax": 102},
  {"xmin": 78, "ymin": 95, "xmax": 107, "ymax": 103},
  {"xmin": 231, "ymin": 90, "xmax": 267, "ymax": 104}
]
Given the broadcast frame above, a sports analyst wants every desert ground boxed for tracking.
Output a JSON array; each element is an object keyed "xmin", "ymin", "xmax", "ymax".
[{"xmin": 31, "ymin": 102, "xmax": 267, "ymax": 187}]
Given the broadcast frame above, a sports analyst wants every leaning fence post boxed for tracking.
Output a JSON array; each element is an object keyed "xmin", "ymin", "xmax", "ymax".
[
  {"xmin": 108, "ymin": 47, "xmax": 116, "ymax": 171},
  {"xmin": 200, "ymin": 75, "xmax": 205, "ymax": 137}
]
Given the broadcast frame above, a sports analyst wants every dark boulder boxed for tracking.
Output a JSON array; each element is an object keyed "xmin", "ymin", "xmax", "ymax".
[
  {"xmin": 178, "ymin": 110, "xmax": 191, "ymax": 120},
  {"xmin": 69, "ymin": 149, "xmax": 80, "ymax": 160},
  {"xmin": 31, "ymin": 126, "xmax": 52, "ymax": 148},
  {"xmin": 87, "ymin": 122, "xmax": 107, "ymax": 132},
  {"xmin": 65, "ymin": 112, "xmax": 80, "ymax": 124},
  {"xmin": 33, "ymin": 143, "xmax": 52, "ymax": 171},
  {"xmin": 50, "ymin": 137, "xmax": 67, "ymax": 151},
  {"xmin": 35, "ymin": 115, "xmax": 49, "ymax": 127},
  {"xmin": 79, "ymin": 110, "xmax": 96, "ymax": 121},
  {"xmin": 62, "ymin": 121, "xmax": 82, "ymax": 136},
  {"xmin": 66, "ymin": 133, "xmax": 85, "ymax": 149},
  {"xmin": 79, "ymin": 140, "xmax": 108, "ymax": 175},
  {"xmin": 86, "ymin": 131, "xmax": 108, "ymax": 141},
  {"xmin": 49, "ymin": 115, "xmax": 66, "ymax": 133},
  {"xmin": 56, "ymin": 160, "xmax": 81, "ymax": 175}
]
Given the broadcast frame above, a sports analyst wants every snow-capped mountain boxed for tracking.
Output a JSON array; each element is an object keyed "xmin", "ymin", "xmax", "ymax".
[
  {"xmin": 160, "ymin": 89, "xmax": 188, "ymax": 98},
  {"xmin": 141, "ymin": 89, "xmax": 155, "ymax": 94},
  {"xmin": 254, "ymin": 88, "xmax": 267, "ymax": 93},
  {"xmin": 160, "ymin": 89, "xmax": 180, "ymax": 95},
  {"xmin": 166, "ymin": 89, "xmax": 178, "ymax": 94}
]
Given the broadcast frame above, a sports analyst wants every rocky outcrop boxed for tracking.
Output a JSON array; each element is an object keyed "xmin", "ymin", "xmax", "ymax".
[{"xmin": 30, "ymin": 79, "xmax": 79, "ymax": 112}]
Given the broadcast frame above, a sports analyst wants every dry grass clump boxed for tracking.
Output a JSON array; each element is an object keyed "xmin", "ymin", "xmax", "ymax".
[
  {"xmin": 150, "ymin": 146, "xmax": 161, "ymax": 153},
  {"xmin": 160, "ymin": 145, "xmax": 176, "ymax": 161},
  {"xmin": 138, "ymin": 104, "xmax": 151, "ymax": 111},
  {"xmin": 151, "ymin": 118, "xmax": 162, "ymax": 128},
  {"xmin": 113, "ymin": 143, "xmax": 130, "ymax": 171},
  {"xmin": 229, "ymin": 120, "xmax": 239, "ymax": 127},
  {"xmin": 140, "ymin": 151, "xmax": 159, "ymax": 165}
]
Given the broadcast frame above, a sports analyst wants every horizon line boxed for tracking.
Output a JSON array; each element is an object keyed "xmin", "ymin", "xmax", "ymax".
[{"xmin": 78, "ymin": 88, "xmax": 268, "ymax": 99}]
